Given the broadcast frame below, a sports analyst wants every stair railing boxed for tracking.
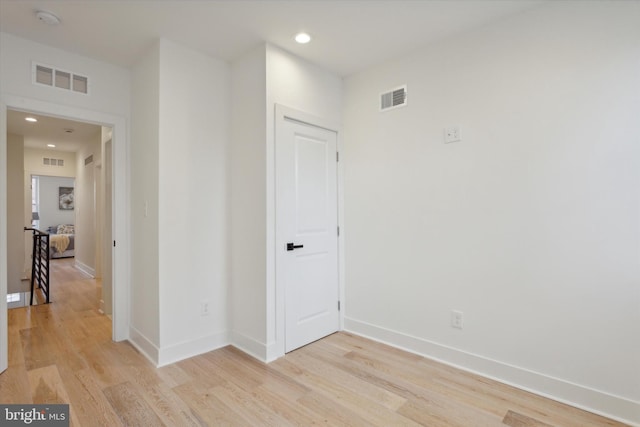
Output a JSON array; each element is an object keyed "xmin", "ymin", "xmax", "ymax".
[{"xmin": 24, "ymin": 227, "xmax": 50, "ymax": 305}]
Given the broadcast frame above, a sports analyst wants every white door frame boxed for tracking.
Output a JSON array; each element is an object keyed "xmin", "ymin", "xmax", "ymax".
[
  {"xmin": 271, "ymin": 104, "xmax": 345, "ymax": 360},
  {"xmin": 0, "ymin": 94, "xmax": 130, "ymax": 372}
]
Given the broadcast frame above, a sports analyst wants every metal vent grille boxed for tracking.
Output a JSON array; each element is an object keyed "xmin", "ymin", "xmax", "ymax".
[
  {"xmin": 33, "ymin": 62, "xmax": 89, "ymax": 94},
  {"xmin": 43, "ymin": 158, "xmax": 64, "ymax": 167},
  {"xmin": 85, "ymin": 155, "xmax": 94, "ymax": 166},
  {"xmin": 380, "ymin": 85, "xmax": 407, "ymax": 111}
]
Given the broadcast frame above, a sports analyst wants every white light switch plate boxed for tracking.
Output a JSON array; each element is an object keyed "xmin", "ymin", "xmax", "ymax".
[{"xmin": 444, "ymin": 125, "xmax": 461, "ymax": 143}]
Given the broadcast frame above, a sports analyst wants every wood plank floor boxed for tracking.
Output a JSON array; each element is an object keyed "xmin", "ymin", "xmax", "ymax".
[{"xmin": 1, "ymin": 258, "xmax": 628, "ymax": 426}]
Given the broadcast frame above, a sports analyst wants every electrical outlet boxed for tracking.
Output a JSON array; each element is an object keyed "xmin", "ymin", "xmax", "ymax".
[
  {"xmin": 451, "ymin": 310, "xmax": 464, "ymax": 329},
  {"xmin": 444, "ymin": 125, "xmax": 461, "ymax": 143},
  {"xmin": 200, "ymin": 301, "xmax": 210, "ymax": 316}
]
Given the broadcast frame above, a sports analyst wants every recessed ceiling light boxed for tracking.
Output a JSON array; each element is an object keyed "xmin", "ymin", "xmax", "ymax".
[
  {"xmin": 295, "ymin": 33, "xmax": 311, "ymax": 44},
  {"xmin": 35, "ymin": 10, "xmax": 61, "ymax": 26},
  {"xmin": 25, "ymin": 117, "xmax": 37, "ymax": 122},
  {"xmin": 47, "ymin": 144, "xmax": 56, "ymax": 148}
]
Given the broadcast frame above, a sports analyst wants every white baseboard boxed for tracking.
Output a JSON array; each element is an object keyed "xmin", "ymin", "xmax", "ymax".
[
  {"xmin": 157, "ymin": 331, "xmax": 228, "ymax": 367},
  {"xmin": 128, "ymin": 326, "xmax": 159, "ymax": 366},
  {"xmin": 344, "ymin": 317, "xmax": 640, "ymax": 427},
  {"xmin": 74, "ymin": 260, "xmax": 95, "ymax": 278},
  {"xmin": 230, "ymin": 331, "xmax": 268, "ymax": 362},
  {"xmin": 265, "ymin": 341, "xmax": 282, "ymax": 363},
  {"xmin": 129, "ymin": 327, "xmax": 229, "ymax": 368}
]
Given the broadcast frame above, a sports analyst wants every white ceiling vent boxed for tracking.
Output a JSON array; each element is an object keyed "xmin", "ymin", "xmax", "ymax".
[
  {"xmin": 43, "ymin": 158, "xmax": 64, "ymax": 167},
  {"xmin": 380, "ymin": 85, "xmax": 407, "ymax": 112},
  {"xmin": 32, "ymin": 62, "xmax": 89, "ymax": 94}
]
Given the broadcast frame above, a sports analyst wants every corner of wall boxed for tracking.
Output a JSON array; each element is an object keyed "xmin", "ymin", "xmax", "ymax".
[
  {"xmin": 230, "ymin": 331, "xmax": 268, "ymax": 363},
  {"xmin": 229, "ymin": 44, "xmax": 268, "ymax": 349},
  {"xmin": 157, "ymin": 331, "xmax": 230, "ymax": 368},
  {"xmin": 128, "ymin": 326, "xmax": 160, "ymax": 367}
]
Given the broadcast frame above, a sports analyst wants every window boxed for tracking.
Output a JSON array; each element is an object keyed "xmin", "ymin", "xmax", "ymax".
[{"xmin": 32, "ymin": 176, "xmax": 40, "ymax": 227}]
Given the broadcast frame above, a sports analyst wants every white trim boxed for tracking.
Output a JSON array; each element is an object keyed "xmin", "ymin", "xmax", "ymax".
[
  {"xmin": 128, "ymin": 326, "xmax": 159, "ymax": 366},
  {"xmin": 157, "ymin": 331, "xmax": 229, "ymax": 367},
  {"xmin": 272, "ymin": 104, "xmax": 343, "ymax": 360},
  {"xmin": 276, "ymin": 104, "xmax": 341, "ymax": 135},
  {"xmin": 0, "ymin": 102, "xmax": 8, "ymax": 373},
  {"xmin": 336, "ymin": 126, "xmax": 345, "ymax": 332},
  {"xmin": 344, "ymin": 317, "xmax": 640, "ymax": 427},
  {"xmin": 0, "ymin": 93, "xmax": 130, "ymax": 344},
  {"xmin": 265, "ymin": 340, "xmax": 279, "ymax": 363},
  {"xmin": 74, "ymin": 259, "xmax": 96, "ymax": 278},
  {"xmin": 231, "ymin": 331, "xmax": 268, "ymax": 362}
]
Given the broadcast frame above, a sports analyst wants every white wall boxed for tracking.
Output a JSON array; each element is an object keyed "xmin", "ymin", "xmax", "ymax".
[
  {"xmin": 130, "ymin": 39, "xmax": 232, "ymax": 366},
  {"xmin": 266, "ymin": 45, "xmax": 342, "ymax": 122},
  {"xmin": 0, "ymin": 32, "xmax": 130, "ymax": 116},
  {"xmin": 24, "ymin": 148, "xmax": 77, "ymax": 178},
  {"xmin": 7, "ymin": 134, "xmax": 24, "ymax": 294},
  {"xmin": 75, "ymin": 133, "xmax": 101, "ymax": 276},
  {"xmin": 130, "ymin": 42, "xmax": 161, "ymax": 354},
  {"xmin": 156, "ymin": 39, "xmax": 230, "ymax": 365},
  {"xmin": 37, "ymin": 176, "xmax": 75, "ymax": 232},
  {"xmin": 230, "ymin": 46, "xmax": 268, "ymax": 356},
  {"xmin": 343, "ymin": 2, "xmax": 640, "ymax": 424}
]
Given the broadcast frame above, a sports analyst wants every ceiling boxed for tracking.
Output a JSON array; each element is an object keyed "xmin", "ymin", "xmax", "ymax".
[
  {"xmin": 7, "ymin": 109, "xmax": 102, "ymax": 153},
  {"xmin": 0, "ymin": 1, "xmax": 545, "ymax": 77},
  {"xmin": 2, "ymin": 0, "xmax": 546, "ymax": 151}
]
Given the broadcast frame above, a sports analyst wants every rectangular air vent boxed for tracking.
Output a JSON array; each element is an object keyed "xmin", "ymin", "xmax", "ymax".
[
  {"xmin": 33, "ymin": 62, "xmax": 89, "ymax": 94},
  {"xmin": 85, "ymin": 155, "xmax": 94, "ymax": 166},
  {"xmin": 43, "ymin": 158, "xmax": 64, "ymax": 167},
  {"xmin": 380, "ymin": 85, "xmax": 407, "ymax": 112}
]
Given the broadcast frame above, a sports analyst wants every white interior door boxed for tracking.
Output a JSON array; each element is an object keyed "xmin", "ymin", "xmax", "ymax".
[{"xmin": 277, "ymin": 117, "xmax": 339, "ymax": 353}]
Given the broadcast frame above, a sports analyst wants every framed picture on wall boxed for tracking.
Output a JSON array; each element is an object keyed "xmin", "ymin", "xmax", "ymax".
[{"xmin": 59, "ymin": 187, "xmax": 74, "ymax": 210}]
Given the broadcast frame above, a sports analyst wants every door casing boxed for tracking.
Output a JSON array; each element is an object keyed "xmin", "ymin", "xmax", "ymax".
[
  {"xmin": 0, "ymin": 94, "xmax": 130, "ymax": 373},
  {"xmin": 271, "ymin": 104, "xmax": 345, "ymax": 360}
]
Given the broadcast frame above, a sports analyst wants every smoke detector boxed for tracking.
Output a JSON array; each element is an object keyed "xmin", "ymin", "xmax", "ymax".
[{"xmin": 35, "ymin": 10, "xmax": 61, "ymax": 26}]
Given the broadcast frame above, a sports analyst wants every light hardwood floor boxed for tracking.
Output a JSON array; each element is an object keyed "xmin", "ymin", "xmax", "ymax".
[{"xmin": 1, "ymin": 258, "xmax": 628, "ymax": 426}]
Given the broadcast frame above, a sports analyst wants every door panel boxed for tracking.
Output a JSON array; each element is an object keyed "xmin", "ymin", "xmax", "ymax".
[
  {"xmin": 277, "ymin": 118, "xmax": 339, "ymax": 353},
  {"xmin": 296, "ymin": 136, "xmax": 329, "ymax": 233}
]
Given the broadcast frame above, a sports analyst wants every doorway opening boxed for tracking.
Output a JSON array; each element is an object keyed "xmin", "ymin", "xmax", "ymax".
[
  {"xmin": 5, "ymin": 109, "xmax": 113, "ymax": 317},
  {"xmin": 1, "ymin": 95, "xmax": 130, "ymax": 374}
]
